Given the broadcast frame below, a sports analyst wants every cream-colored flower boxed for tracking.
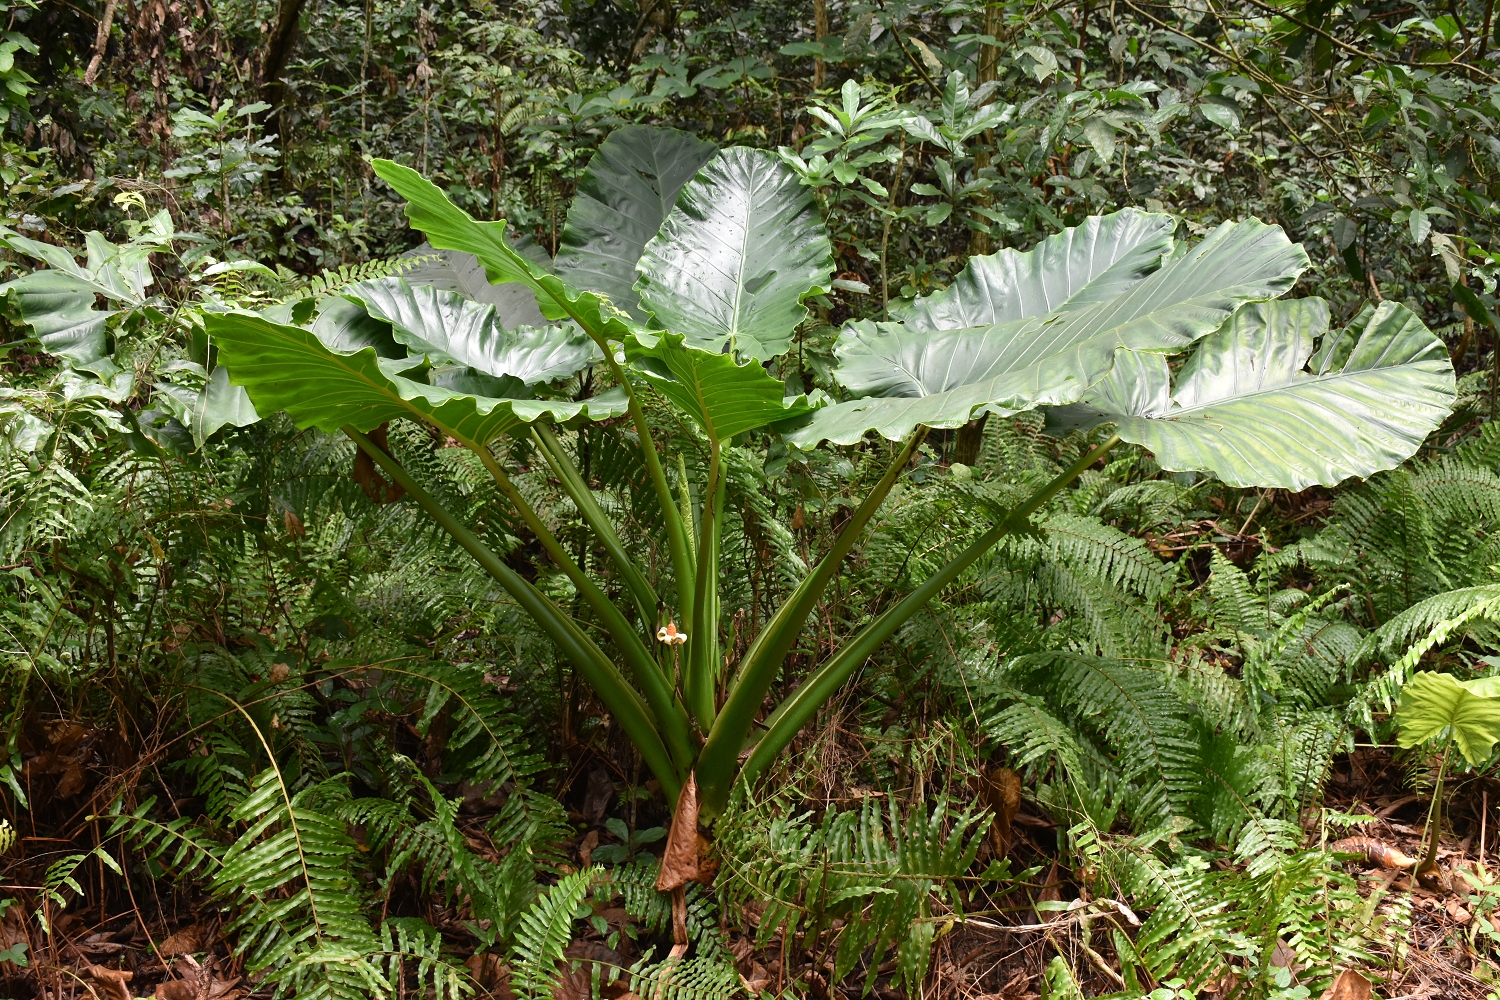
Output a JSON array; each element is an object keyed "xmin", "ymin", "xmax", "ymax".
[{"xmin": 656, "ymin": 621, "xmax": 687, "ymax": 645}]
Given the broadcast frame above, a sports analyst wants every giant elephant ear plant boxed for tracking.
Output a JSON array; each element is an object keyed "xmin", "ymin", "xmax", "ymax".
[{"xmin": 205, "ymin": 125, "xmax": 1456, "ymax": 844}]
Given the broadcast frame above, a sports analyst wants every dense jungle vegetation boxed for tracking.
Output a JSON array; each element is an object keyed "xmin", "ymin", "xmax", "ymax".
[{"xmin": 8, "ymin": 0, "xmax": 1500, "ymax": 996}]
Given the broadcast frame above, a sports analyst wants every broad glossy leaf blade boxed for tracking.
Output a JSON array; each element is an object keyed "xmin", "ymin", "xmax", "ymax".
[
  {"xmin": 373, "ymin": 159, "xmax": 637, "ymax": 341},
  {"xmin": 310, "ymin": 296, "xmax": 405, "ymax": 358},
  {"xmin": 207, "ymin": 313, "xmax": 627, "ymax": 445},
  {"xmin": 890, "ymin": 208, "xmax": 1176, "ymax": 329},
  {"xmin": 191, "ymin": 365, "xmax": 262, "ymax": 448},
  {"xmin": 554, "ymin": 125, "xmax": 717, "ymax": 321},
  {"xmin": 401, "ymin": 245, "xmax": 549, "ymax": 328},
  {"xmin": 635, "ymin": 147, "xmax": 834, "ymax": 361},
  {"xmin": 1396, "ymin": 670, "xmax": 1500, "ymax": 765},
  {"xmin": 1053, "ymin": 299, "xmax": 1455, "ymax": 490},
  {"xmin": 625, "ymin": 332, "xmax": 814, "ymax": 441},
  {"xmin": 788, "ymin": 218, "xmax": 1309, "ymax": 447},
  {"xmin": 346, "ymin": 276, "xmax": 601, "ymax": 384},
  {"xmin": 0, "ymin": 271, "xmax": 113, "ymax": 362}
]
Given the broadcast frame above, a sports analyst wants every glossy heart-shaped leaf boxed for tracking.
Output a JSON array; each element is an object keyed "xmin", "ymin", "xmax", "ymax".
[
  {"xmin": 625, "ymin": 332, "xmax": 815, "ymax": 441},
  {"xmin": 554, "ymin": 125, "xmax": 718, "ymax": 321},
  {"xmin": 1397, "ymin": 670, "xmax": 1500, "ymax": 765},
  {"xmin": 345, "ymin": 277, "xmax": 601, "ymax": 385},
  {"xmin": 889, "ymin": 208, "xmax": 1176, "ymax": 330},
  {"xmin": 372, "ymin": 159, "xmax": 639, "ymax": 343},
  {"xmin": 634, "ymin": 146, "xmax": 835, "ymax": 361},
  {"xmin": 1047, "ymin": 298, "xmax": 1456, "ymax": 490},
  {"xmin": 787, "ymin": 217, "xmax": 1309, "ymax": 447},
  {"xmin": 206, "ymin": 312, "xmax": 627, "ymax": 446}
]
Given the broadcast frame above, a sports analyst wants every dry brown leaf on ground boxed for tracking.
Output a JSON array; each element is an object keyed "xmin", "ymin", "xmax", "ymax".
[
  {"xmin": 84, "ymin": 964, "xmax": 133, "ymax": 1000},
  {"xmin": 156, "ymin": 924, "xmax": 204, "ymax": 956},
  {"xmin": 1318, "ymin": 968, "xmax": 1373, "ymax": 1000},
  {"xmin": 150, "ymin": 955, "xmax": 242, "ymax": 1000},
  {"xmin": 739, "ymin": 960, "xmax": 772, "ymax": 994},
  {"xmin": 462, "ymin": 951, "xmax": 511, "ymax": 996},
  {"xmin": 579, "ymin": 829, "xmax": 599, "ymax": 866},
  {"xmin": 979, "ymin": 764, "xmax": 1021, "ymax": 856}
]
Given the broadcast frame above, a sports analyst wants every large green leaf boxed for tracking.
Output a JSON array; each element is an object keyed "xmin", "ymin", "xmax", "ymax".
[
  {"xmin": 0, "ymin": 218, "xmax": 172, "ymax": 364},
  {"xmin": 1396, "ymin": 670, "xmax": 1500, "ymax": 765},
  {"xmin": 889, "ymin": 208, "xmax": 1176, "ymax": 329},
  {"xmin": 625, "ymin": 332, "xmax": 814, "ymax": 441},
  {"xmin": 400, "ymin": 245, "xmax": 550, "ymax": 328},
  {"xmin": 0, "ymin": 271, "xmax": 114, "ymax": 362},
  {"xmin": 191, "ymin": 366, "xmax": 261, "ymax": 447},
  {"xmin": 786, "ymin": 218, "xmax": 1309, "ymax": 447},
  {"xmin": 1048, "ymin": 299, "xmax": 1455, "ymax": 490},
  {"xmin": 553, "ymin": 125, "xmax": 717, "ymax": 321},
  {"xmin": 372, "ymin": 160, "xmax": 638, "ymax": 342},
  {"xmin": 206, "ymin": 313, "xmax": 627, "ymax": 445},
  {"xmin": 634, "ymin": 146, "xmax": 834, "ymax": 361},
  {"xmin": 345, "ymin": 277, "xmax": 601, "ymax": 385}
]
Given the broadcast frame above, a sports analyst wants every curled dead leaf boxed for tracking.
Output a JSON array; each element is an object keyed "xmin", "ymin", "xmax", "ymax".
[
  {"xmin": 979, "ymin": 763, "xmax": 1021, "ymax": 856},
  {"xmin": 352, "ymin": 423, "xmax": 406, "ymax": 504},
  {"xmin": 655, "ymin": 773, "xmax": 703, "ymax": 892},
  {"xmin": 579, "ymin": 829, "xmax": 599, "ymax": 867},
  {"xmin": 1317, "ymin": 968, "xmax": 1371, "ymax": 1000},
  {"xmin": 85, "ymin": 965, "xmax": 133, "ymax": 1000},
  {"xmin": 157, "ymin": 924, "xmax": 204, "ymax": 956}
]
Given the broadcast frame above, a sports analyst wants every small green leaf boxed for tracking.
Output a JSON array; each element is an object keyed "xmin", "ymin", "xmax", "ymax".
[
  {"xmin": 1408, "ymin": 207, "xmax": 1432, "ymax": 245},
  {"xmin": 191, "ymin": 365, "xmax": 262, "ymax": 448}
]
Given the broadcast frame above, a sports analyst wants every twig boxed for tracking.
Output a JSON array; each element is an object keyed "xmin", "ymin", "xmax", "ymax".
[{"xmin": 83, "ymin": 0, "xmax": 117, "ymax": 86}]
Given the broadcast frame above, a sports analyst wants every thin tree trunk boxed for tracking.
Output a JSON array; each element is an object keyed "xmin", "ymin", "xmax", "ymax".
[
  {"xmin": 259, "ymin": 0, "xmax": 307, "ymax": 180},
  {"xmin": 956, "ymin": 13, "xmax": 1003, "ymax": 463},
  {"xmin": 968, "ymin": 0, "xmax": 1001, "ymax": 258},
  {"xmin": 84, "ymin": 0, "xmax": 118, "ymax": 86},
  {"xmin": 813, "ymin": 0, "xmax": 829, "ymax": 90}
]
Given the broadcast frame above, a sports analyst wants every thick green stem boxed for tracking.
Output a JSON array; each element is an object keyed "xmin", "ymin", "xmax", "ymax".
[
  {"xmin": 686, "ymin": 442, "xmax": 725, "ymax": 730},
  {"xmin": 715, "ymin": 434, "xmax": 1120, "ymax": 815},
  {"xmin": 343, "ymin": 427, "xmax": 682, "ymax": 797},
  {"xmin": 469, "ymin": 439, "xmax": 694, "ymax": 769},
  {"xmin": 696, "ymin": 429, "xmax": 927, "ymax": 808},
  {"xmin": 1421, "ymin": 739, "xmax": 1452, "ymax": 872},
  {"xmin": 532, "ymin": 424, "xmax": 660, "ymax": 627},
  {"xmin": 524, "ymin": 276, "xmax": 696, "ymax": 632}
]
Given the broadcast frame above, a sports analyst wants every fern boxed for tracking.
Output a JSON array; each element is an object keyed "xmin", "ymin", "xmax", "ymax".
[
  {"xmin": 286, "ymin": 256, "xmax": 428, "ymax": 300},
  {"xmin": 510, "ymin": 866, "xmax": 600, "ymax": 999},
  {"xmin": 625, "ymin": 951, "xmax": 740, "ymax": 1000},
  {"xmin": 211, "ymin": 769, "xmax": 377, "ymax": 995},
  {"xmin": 716, "ymin": 793, "xmax": 982, "ymax": 995}
]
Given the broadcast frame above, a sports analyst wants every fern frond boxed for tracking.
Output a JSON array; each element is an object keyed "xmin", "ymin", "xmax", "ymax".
[
  {"xmin": 625, "ymin": 951, "xmax": 740, "ymax": 1000},
  {"xmin": 286, "ymin": 256, "xmax": 429, "ymax": 300},
  {"xmin": 510, "ymin": 866, "xmax": 599, "ymax": 1000}
]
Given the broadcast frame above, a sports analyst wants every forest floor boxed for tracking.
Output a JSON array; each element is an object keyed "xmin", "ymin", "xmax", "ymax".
[{"xmin": 2, "ymin": 741, "xmax": 1495, "ymax": 1000}]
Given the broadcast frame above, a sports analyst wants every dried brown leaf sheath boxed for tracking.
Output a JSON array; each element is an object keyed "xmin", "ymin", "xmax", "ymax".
[
  {"xmin": 656, "ymin": 772, "xmax": 702, "ymax": 891},
  {"xmin": 1329, "ymin": 837, "xmax": 1420, "ymax": 869}
]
